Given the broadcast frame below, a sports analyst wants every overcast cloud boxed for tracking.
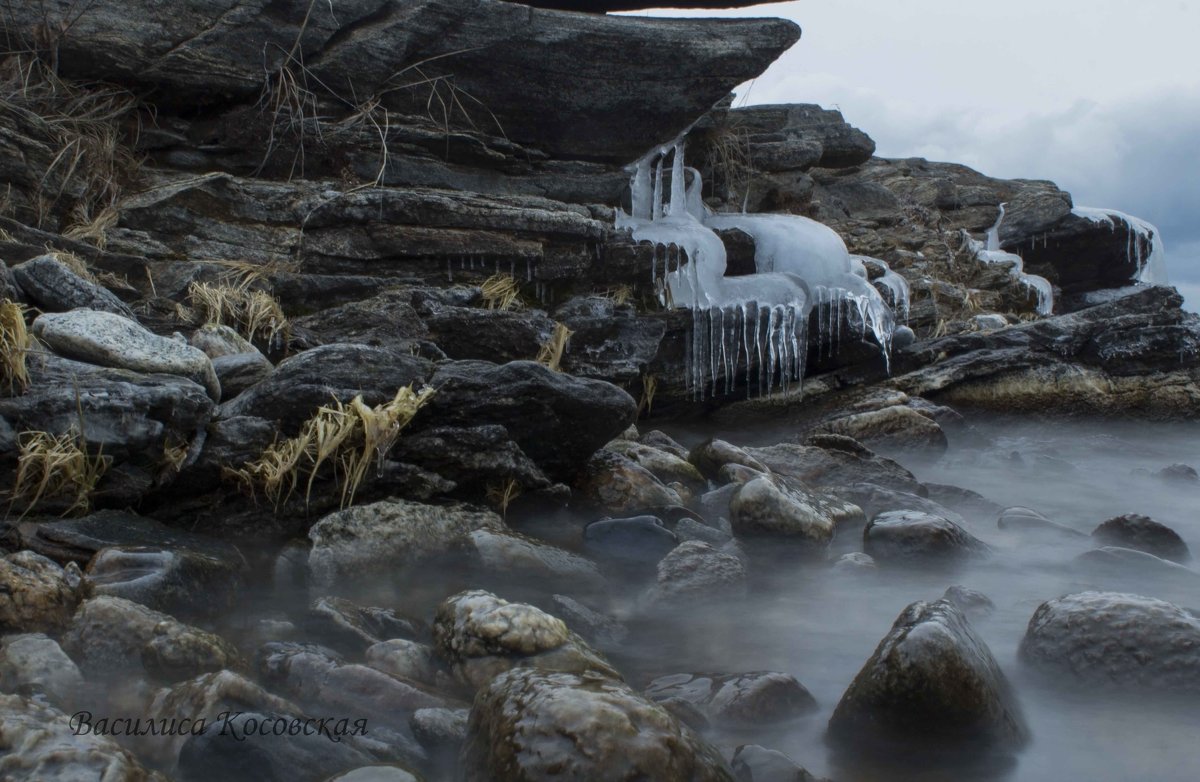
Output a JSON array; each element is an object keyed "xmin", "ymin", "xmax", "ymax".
[{"xmin": 630, "ymin": 0, "xmax": 1200, "ymax": 307}]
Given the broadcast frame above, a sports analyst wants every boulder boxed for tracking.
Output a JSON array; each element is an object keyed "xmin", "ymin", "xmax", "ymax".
[
  {"xmin": 583, "ymin": 516, "xmax": 679, "ymax": 569},
  {"xmin": 422, "ymin": 360, "xmax": 636, "ymax": 482},
  {"xmin": 326, "ymin": 768, "xmax": 422, "ymax": 782},
  {"xmin": 730, "ymin": 745, "xmax": 829, "ymax": 782},
  {"xmin": 810, "ymin": 405, "xmax": 947, "ymax": 454},
  {"xmin": 828, "ymin": 599, "xmax": 1027, "ymax": 752},
  {"xmin": 366, "ymin": 639, "xmax": 443, "ymax": 688},
  {"xmin": 305, "ymin": 597, "xmax": 425, "ymax": 654},
  {"xmin": 997, "ymin": 506, "xmax": 1085, "ymax": 539},
  {"xmin": 0, "ymin": 694, "xmax": 163, "ymax": 781},
  {"xmin": 85, "ymin": 545, "xmax": 245, "ymax": 619},
  {"xmin": 942, "ymin": 586, "xmax": 995, "ymax": 620},
  {"xmin": 307, "ymin": 499, "xmax": 502, "ymax": 589},
  {"xmin": 689, "ymin": 438, "xmax": 768, "ymax": 480},
  {"xmin": 33, "ymin": 309, "xmax": 220, "ymax": 399},
  {"xmin": 644, "ymin": 671, "xmax": 817, "ymax": 726},
  {"xmin": 720, "ymin": 103, "xmax": 876, "ymax": 171},
  {"xmin": 576, "ymin": 450, "xmax": 684, "ymax": 513},
  {"xmin": 729, "ymin": 475, "xmax": 862, "ymax": 547},
  {"xmin": 1020, "ymin": 591, "xmax": 1200, "ymax": 693},
  {"xmin": 468, "ymin": 528, "xmax": 606, "ymax": 591},
  {"xmin": 61, "ymin": 595, "xmax": 242, "ymax": 683},
  {"xmin": 218, "ymin": 343, "xmax": 432, "ymax": 431},
  {"xmin": 0, "ymin": 551, "xmax": 84, "ymax": 634},
  {"xmin": 462, "ymin": 669, "xmax": 735, "ymax": 782},
  {"xmin": 863, "ymin": 510, "xmax": 990, "ymax": 566},
  {"xmin": 1091, "ymin": 514, "xmax": 1190, "ymax": 563},
  {"xmin": 11, "ymin": 254, "xmax": 134, "ymax": 317},
  {"xmin": 0, "ymin": 633, "xmax": 85, "ymax": 709},
  {"xmin": 11, "ymin": 510, "xmax": 243, "ymax": 567},
  {"xmin": 605, "ymin": 439, "xmax": 706, "ymax": 489},
  {"xmin": 747, "ymin": 441, "xmax": 923, "ymax": 495},
  {"xmin": 646, "ymin": 541, "xmax": 747, "ymax": 606},
  {"xmin": 211, "ymin": 351, "xmax": 273, "ymax": 398},
  {"xmin": 432, "ymin": 590, "xmax": 618, "ymax": 690},
  {"xmin": 1074, "ymin": 546, "xmax": 1199, "ymax": 582}
]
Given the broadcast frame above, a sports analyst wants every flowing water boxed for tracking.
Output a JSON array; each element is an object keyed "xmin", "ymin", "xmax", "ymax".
[{"xmin": 636, "ymin": 415, "xmax": 1200, "ymax": 782}]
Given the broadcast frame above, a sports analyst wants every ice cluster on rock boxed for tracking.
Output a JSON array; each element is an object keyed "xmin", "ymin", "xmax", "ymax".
[
  {"xmin": 1072, "ymin": 206, "xmax": 1169, "ymax": 285},
  {"xmin": 967, "ymin": 203, "xmax": 1055, "ymax": 316},
  {"xmin": 617, "ymin": 141, "xmax": 904, "ymax": 397}
]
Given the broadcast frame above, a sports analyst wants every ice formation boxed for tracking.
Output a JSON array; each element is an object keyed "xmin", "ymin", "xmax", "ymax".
[
  {"xmin": 617, "ymin": 142, "xmax": 902, "ymax": 397},
  {"xmin": 967, "ymin": 203, "xmax": 1055, "ymax": 316},
  {"xmin": 1071, "ymin": 206, "xmax": 1169, "ymax": 285}
]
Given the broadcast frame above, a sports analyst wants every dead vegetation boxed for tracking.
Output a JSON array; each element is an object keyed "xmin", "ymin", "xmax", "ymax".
[
  {"xmin": 188, "ymin": 277, "xmax": 290, "ymax": 351},
  {"xmin": 232, "ymin": 385, "xmax": 436, "ymax": 510},
  {"xmin": 536, "ymin": 322, "xmax": 573, "ymax": 372},
  {"xmin": 0, "ymin": 52, "xmax": 141, "ymax": 238},
  {"xmin": 10, "ymin": 427, "xmax": 110, "ymax": 517},
  {"xmin": 0, "ymin": 299, "xmax": 31, "ymax": 395},
  {"xmin": 637, "ymin": 373, "xmax": 658, "ymax": 418},
  {"xmin": 480, "ymin": 273, "xmax": 521, "ymax": 311},
  {"xmin": 486, "ymin": 477, "xmax": 522, "ymax": 519}
]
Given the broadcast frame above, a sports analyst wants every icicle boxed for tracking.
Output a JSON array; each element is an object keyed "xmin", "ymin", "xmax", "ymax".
[
  {"xmin": 446, "ymin": 259, "xmax": 454, "ymax": 282},
  {"xmin": 652, "ymin": 158, "xmax": 664, "ymax": 221}
]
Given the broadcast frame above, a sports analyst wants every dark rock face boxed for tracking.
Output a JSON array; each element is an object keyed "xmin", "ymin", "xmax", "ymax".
[
  {"xmin": 422, "ymin": 360, "xmax": 636, "ymax": 482},
  {"xmin": 462, "ymin": 668, "xmax": 736, "ymax": 782},
  {"xmin": 22, "ymin": 0, "xmax": 798, "ymax": 163},
  {"xmin": 1020, "ymin": 591, "xmax": 1200, "ymax": 694},
  {"xmin": 218, "ymin": 344, "xmax": 433, "ymax": 431},
  {"xmin": 731, "ymin": 744, "xmax": 828, "ymax": 782},
  {"xmin": 511, "ymin": 1, "xmax": 790, "ymax": 12},
  {"xmin": 1091, "ymin": 514, "xmax": 1190, "ymax": 563},
  {"xmin": 863, "ymin": 510, "xmax": 990, "ymax": 566},
  {"xmin": 11, "ymin": 255, "xmax": 134, "ymax": 316},
  {"xmin": 829, "ymin": 599, "xmax": 1027, "ymax": 753},
  {"xmin": 723, "ymin": 104, "xmax": 876, "ymax": 171}
]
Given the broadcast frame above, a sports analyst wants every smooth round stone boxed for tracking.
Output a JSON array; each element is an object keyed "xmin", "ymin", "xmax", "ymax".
[{"xmin": 583, "ymin": 516, "xmax": 678, "ymax": 566}]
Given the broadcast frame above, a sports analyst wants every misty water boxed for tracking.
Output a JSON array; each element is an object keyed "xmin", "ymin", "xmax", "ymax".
[{"xmin": 606, "ymin": 416, "xmax": 1200, "ymax": 782}]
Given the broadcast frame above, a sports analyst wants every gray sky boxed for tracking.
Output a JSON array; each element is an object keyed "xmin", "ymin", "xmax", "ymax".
[{"xmin": 629, "ymin": 0, "xmax": 1200, "ymax": 308}]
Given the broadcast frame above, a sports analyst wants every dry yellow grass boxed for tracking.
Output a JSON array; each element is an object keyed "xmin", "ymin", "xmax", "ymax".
[
  {"xmin": 638, "ymin": 374, "xmax": 658, "ymax": 418},
  {"xmin": 234, "ymin": 385, "xmax": 435, "ymax": 510},
  {"xmin": 480, "ymin": 273, "xmax": 521, "ymax": 311},
  {"xmin": 189, "ymin": 279, "xmax": 290, "ymax": 350},
  {"xmin": 11, "ymin": 428, "xmax": 110, "ymax": 517},
  {"xmin": 536, "ymin": 322, "xmax": 573, "ymax": 372},
  {"xmin": 486, "ymin": 478, "xmax": 522, "ymax": 519},
  {"xmin": 0, "ymin": 299, "xmax": 30, "ymax": 395}
]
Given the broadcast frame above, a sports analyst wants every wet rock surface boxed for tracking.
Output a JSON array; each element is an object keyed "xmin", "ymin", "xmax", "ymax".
[
  {"xmin": 1091, "ymin": 513, "xmax": 1190, "ymax": 563},
  {"xmin": 462, "ymin": 669, "xmax": 735, "ymax": 782},
  {"xmin": 1021, "ymin": 592, "xmax": 1200, "ymax": 693},
  {"xmin": 829, "ymin": 599, "xmax": 1028, "ymax": 753},
  {"xmin": 863, "ymin": 510, "xmax": 991, "ymax": 566},
  {"xmin": 644, "ymin": 671, "xmax": 818, "ymax": 726}
]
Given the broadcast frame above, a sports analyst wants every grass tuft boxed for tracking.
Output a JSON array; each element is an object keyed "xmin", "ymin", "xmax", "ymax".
[
  {"xmin": 637, "ymin": 374, "xmax": 658, "ymax": 418},
  {"xmin": 188, "ymin": 278, "xmax": 290, "ymax": 351},
  {"xmin": 233, "ymin": 385, "xmax": 435, "ymax": 510},
  {"xmin": 0, "ymin": 299, "xmax": 31, "ymax": 396},
  {"xmin": 535, "ymin": 322, "xmax": 573, "ymax": 372},
  {"xmin": 486, "ymin": 478, "xmax": 522, "ymax": 520},
  {"xmin": 11, "ymin": 428, "xmax": 110, "ymax": 517},
  {"xmin": 480, "ymin": 273, "xmax": 521, "ymax": 311}
]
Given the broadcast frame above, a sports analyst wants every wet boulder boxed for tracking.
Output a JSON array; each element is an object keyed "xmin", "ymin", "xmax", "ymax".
[
  {"xmin": 176, "ymin": 711, "xmax": 380, "ymax": 782},
  {"xmin": 689, "ymin": 438, "xmax": 768, "ymax": 480},
  {"xmin": 731, "ymin": 744, "xmax": 829, "ymax": 782},
  {"xmin": 605, "ymin": 439, "xmax": 706, "ymax": 490},
  {"xmin": 366, "ymin": 639, "xmax": 443, "ymax": 688},
  {"xmin": 1091, "ymin": 513, "xmax": 1190, "ymax": 563},
  {"xmin": 576, "ymin": 449, "xmax": 684, "ymax": 514},
  {"xmin": 62, "ymin": 595, "xmax": 242, "ymax": 683},
  {"xmin": 11, "ymin": 254, "xmax": 134, "ymax": 317},
  {"xmin": 0, "ymin": 633, "xmax": 85, "ymax": 709},
  {"xmin": 421, "ymin": 360, "xmax": 636, "ymax": 482},
  {"xmin": 462, "ymin": 669, "xmax": 735, "ymax": 782},
  {"xmin": 729, "ymin": 475, "xmax": 862, "ymax": 547},
  {"xmin": 645, "ymin": 541, "xmax": 747, "ymax": 607},
  {"xmin": 33, "ymin": 309, "xmax": 220, "ymax": 400},
  {"xmin": 1074, "ymin": 546, "xmax": 1199, "ymax": 583},
  {"xmin": 305, "ymin": 596, "xmax": 425, "ymax": 654},
  {"xmin": 828, "ymin": 599, "xmax": 1028, "ymax": 752},
  {"xmin": 307, "ymin": 499, "xmax": 503, "ymax": 589},
  {"xmin": 997, "ymin": 506, "xmax": 1085, "ymax": 539},
  {"xmin": 211, "ymin": 351, "xmax": 273, "ymax": 398},
  {"xmin": 467, "ymin": 528, "xmax": 606, "ymax": 592},
  {"xmin": 644, "ymin": 671, "xmax": 817, "ymax": 726},
  {"xmin": 864, "ymin": 510, "xmax": 990, "ymax": 566},
  {"xmin": 1020, "ymin": 591, "xmax": 1200, "ymax": 693},
  {"xmin": 432, "ymin": 590, "xmax": 619, "ymax": 690},
  {"xmin": 583, "ymin": 516, "xmax": 679, "ymax": 569},
  {"xmin": 942, "ymin": 586, "xmax": 996, "ymax": 620},
  {"xmin": 747, "ymin": 441, "xmax": 923, "ymax": 495},
  {"xmin": 0, "ymin": 551, "xmax": 85, "ymax": 634},
  {"xmin": 85, "ymin": 544, "xmax": 246, "ymax": 619},
  {"xmin": 145, "ymin": 670, "xmax": 303, "ymax": 769},
  {"xmin": 810, "ymin": 404, "xmax": 947, "ymax": 455},
  {"xmin": 218, "ymin": 343, "xmax": 433, "ymax": 431},
  {"xmin": 410, "ymin": 706, "xmax": 469, "ymax": 768},
  {"xmin": 0, "ymin": 694, "xmax": 163, "ymax": 781}
]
